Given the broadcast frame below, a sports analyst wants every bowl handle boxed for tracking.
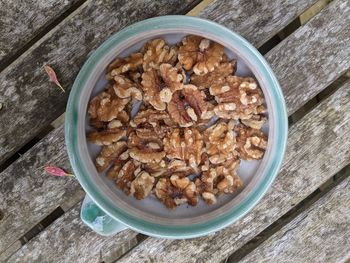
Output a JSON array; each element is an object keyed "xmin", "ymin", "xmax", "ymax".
[{"xmin": 80, "ymin": 194, "xmax": 128, "ymax": 236}]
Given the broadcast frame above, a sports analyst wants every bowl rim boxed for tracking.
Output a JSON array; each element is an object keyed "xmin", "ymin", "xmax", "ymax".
[{"xmin": 65, "ymin": 15, "xmax": 288, "ymax": 238}]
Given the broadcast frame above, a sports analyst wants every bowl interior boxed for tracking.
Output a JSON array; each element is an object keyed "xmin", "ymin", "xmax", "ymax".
[{"xmin": 78, "ymin": 29, "xmax": 273, "ymax": 225}]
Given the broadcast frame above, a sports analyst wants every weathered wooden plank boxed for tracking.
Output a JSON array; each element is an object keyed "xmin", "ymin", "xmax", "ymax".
[
  {"xmin": 265, "ymin": 0, "xmax": 350, "ymax": 115},
  {"xmin": 0, "ymin": 0, "xmax": 82, "ymax": 66},
  {"xmin": 198, "ymin": 0, "xmax": 318, "ymax": 47},
  {"xmin": 5, "ymin": 206, "xmax": 138, "ymax": 263},
  {"xmin": 7, "ymin": 81, "xmax": 350, "ymax": 262},
  {"xmin": 239, "ymin": 168, "xmax": 350, "ymax": 263},
  {"xmin": 0, "ymin": 0, "xmax": 199, "ymax": 165},
  {"xmin": 0, "ymin": 241, "xmax": 22, "ymax": 263},
  {"xmin": 112, "ymin": 80, "xmax": 350, "ymax": 262},
  {"xmin": 2, "ymin": 0, "xmax": 349, "ymax": 260},
  {"xmin": 0, "ymin": 126, "xmax": 85, "ymax": 254},
  {"xmin": 0, "ymin": 0, "xmax": 199, "ymax": 254},
  {"xmin": 0, "ymin": 0, "xmax": 317, "ymax": 166}
]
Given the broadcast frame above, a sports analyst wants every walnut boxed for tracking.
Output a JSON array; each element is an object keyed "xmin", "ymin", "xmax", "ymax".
[
  {"xmin": 190, "ymin": 61, "xmax": 237, "ymax": 89},
  {"xmin": 163, "ymin": 128, "xmax": 203, "ymax": 168},
  {"xmin": 167, "ymin": 85, "xmax": 208, "ymax": 127},
  {"xmin": 95, "ymin": 141, "xmax": 128, "ymax": 172},
  {"xmin": 155, "ymin": 175, "xmax": 198, "ymax": 209},
  {"xmin": 210, "ymin": 76, "xmax": 264, "ymax": 120},
  {"xmin": 195, "ymin": 168, "xmax": 218, "ymax": 204},
  {"xmin": 107, "ymin": 53, "xmax": 143, "ymax": 79},
  {"xmin": 141, "ymin": 69, "xmax": 166, "ymax": 110},
  {"xmin": 195, "ymin": 163, "xmax": 243, "ymax": 204},
  {"xmin": 128, "ymin": 132, "xmax": 166, "ymax": 163},
  {"xmin": 143, "ymin": 39, "xmax": 178, "ymax": 71},
  {"xmin": 217, "ymin": 173, "xmax": 243, "ymax": 194},
  {"xmin": 204, "ymin": 121, "xmax": 238, "ymax": 164},
  {"xmin": 112, "ymin": 159, "xmax": 140, "ymax": 195},
  {"xmin": 143, "ymin": 160, "xmax": 168, "ymax": 177},
  {"xmin": 87, "ymin": 128, "xmax": 126, "ymax": 146},
  {"xmin": 241, "ymin": 114, "xmax": 267, "ymax": 130},
  {"xmin": 168, "ymin": 159, "xmax": 198, "ymax": 175},
  {"xmin": 235, "ymin": 124, "xmax": 268, "ymax": 160},
  {"xmin": 178, "ymin": 35, "xmax": 224, "ymax": 75},
  {"xmin": 88, "ymin": 87, "xmax": 130, "ymax": 122},
  {"xmin": 113, "ymin": 75, "xmax": 142, "ymax": 101},
  {"xmin": 159, "ymin": 63, "xmax": 186, "ymax": 93},
  {"xmin": 131, "ymin": 108, "xmax": 175, "ymax": 128},
  {"xmin": 130, "ymin": 171, "xmax": 155, "ymax": 199},
  {"xmin": 130, "ymin": 109, "xmax": 175, "ymax": 139}
]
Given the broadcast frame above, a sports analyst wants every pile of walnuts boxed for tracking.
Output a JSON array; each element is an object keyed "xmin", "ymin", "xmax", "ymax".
[{"xmin": 87, "ymin": 36, "xmax": 268, "ymax": 209}]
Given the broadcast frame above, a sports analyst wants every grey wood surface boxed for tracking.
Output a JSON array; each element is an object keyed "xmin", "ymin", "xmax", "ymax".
[
  {"xmin": 1, "ymin": 0, "xmax": 349, "ymax": 260},
  {"xmin": 0, "ymin": 0, "xmax": 81, "ymax": 66},
  {"xmin": 265, "ymin": 0, "xmax": 350, "ymax": 115},
  {"xmin": 0, "ymin": 0, "xmax": 199, "ymax": 166},
  {"xmin": 0, "ymin": 0, "xmax": 317, "ymax": 166},
  {"xmin": 1, "ymin": 0, "xmax": 349, "ymax": 261},
  {"xmin": 6, "ymin": 79, "xmax": 350, "ymax": 262},
  {"xmin": 199, "ymin": 0, "xmax": 317, "ymax": 47},
  {"xmin": 5, "ymin": 206, "xmax": 139, "ymax": 263},
  {"xmin": 239, "ymin": 168, "xmax": 350, "ymax": 263},
  {"xmin": 0, "ymin": 126, "xmax": 85, "ymax": 256},
  {"xmin": 115, "ymin": 79, "xmax": 350, "ymax": 262}
]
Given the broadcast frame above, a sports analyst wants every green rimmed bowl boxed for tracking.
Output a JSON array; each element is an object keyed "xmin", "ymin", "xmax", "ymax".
[{"xmin": 65, "ymin": 15, "xmax": 288, "ymax": 238}]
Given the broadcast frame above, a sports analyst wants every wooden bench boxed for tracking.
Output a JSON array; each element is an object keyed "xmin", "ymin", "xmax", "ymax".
[{"xmin": 0, "ymin": 0, "xmax": 349, "ymax": 262}]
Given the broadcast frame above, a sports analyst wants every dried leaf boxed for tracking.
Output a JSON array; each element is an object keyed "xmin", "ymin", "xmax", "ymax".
[
  {"xmin": 44, "ymin": 165, "xmax": 74, "ymax": 177},
  {"xmin": 44, "ymin": 65, "xmax": 65, "ymax": 92}
]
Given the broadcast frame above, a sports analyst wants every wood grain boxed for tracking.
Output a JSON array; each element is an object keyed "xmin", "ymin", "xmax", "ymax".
[
  {"xmin": 5, "ymin": 206, "xmax": 138, "ymax": 263},
  {"xmin": 198, "ymin": 0, "xmax": 317, "ymax": 47},
  {"xmin": 0, "ymin": 0, "xmax": 81, "ymax": 66},
  {"xmin": 0, "ymin": 126, "xmax": 85, "ymax": 256},
  {"xmin": 0, "ymin": 0, "xmax": 317, "ymax": 166},
  {"xmin": 239, "ymin": 169, "xmax": 350, "ymax": 263},
  {"xmin": 265, "ymin": 0, "xmax": 350, "ymax": 115},
  {"xmin": 6, "ymin": 81, "xmax": 350, "ymax": 263},
  {"xmin": 0, "ymin": 0, "xmax": 199, "ymax": 165},
  {"xmin": 1, "ymin": 0, "xmax": 349, "ymax": 261},
  {"xmin": 113, "ymin": 80, "xmax": 350, "ymax": 262}
]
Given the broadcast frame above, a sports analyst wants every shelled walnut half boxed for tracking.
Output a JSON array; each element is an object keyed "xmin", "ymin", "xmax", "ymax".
[
  {"xmin": 190, "ymin": 60, "xmax": 237, "ymax": 89},
  {"xmin": 107, "ymin": 52, "xmax": 143, "ymax": 79},
  {"xmin": 235, "ymin": 124, "xmax": 268, "ymax": 160},
  {"xmin": 155, "ymin": 175, "xmax": 198, "ymax": 209},
  {"xmin": 95, "ymin": 141, "xmax": 128, "ymax": 172},
  {"xmin": 195, "ymin": 163, "xmax": 243, "ymax": 204},
  {"xmin": 210, "ymin": 76, "xmax": 265, "ymax": 120},
  {"xmin": 167, "ymin": 85, "xmax": 209, "ymax": 127},
  {"xmin": 204, "ymin": 121, "xmax": 238, "ymax": 164},
  {"xmin": 88, "ymin": 86, "xmax": 130, "ymax": 123},
  {"xmin": 163, "ymin": 127, "xmax": 204, "ymax": 168},
  {"xmin": 142, "ymin": 39, "xmax": 178, "ymax": 71},
  {"xmin": 178, "ymin": 35, "xmax": 225, "ymax": 75},
  {"xmin": 130, "ymin": 171, "xmax": 155, "ymax": 200},
  {"xmin": 130, "ymin": 108, "xmax": 175, "ymax": 139},
  {"xmin": 128, "ymin": 132, "xmax": 166, "ymax": 164}
]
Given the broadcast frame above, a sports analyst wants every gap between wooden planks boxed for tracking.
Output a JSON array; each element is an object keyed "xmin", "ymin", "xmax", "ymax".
[
  {"xmin": 0, "ymin": 0, "xmax": 317, "ymax": 166},
  {"xmin": 239, "ymin": 165, "xmax": 350, "ymax": 263},
  {"xmin": 0, "ymin": 0, "xmax": 336, "ymax": 262},
  {"xmin": 0, "ymin": 0, "xmax": 83, "ymax": 69}
]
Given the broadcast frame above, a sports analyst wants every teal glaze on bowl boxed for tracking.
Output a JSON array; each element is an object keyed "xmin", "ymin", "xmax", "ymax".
[{"xmin": 65, "ymin": 16, "xmax": 288, "ymax": 238}]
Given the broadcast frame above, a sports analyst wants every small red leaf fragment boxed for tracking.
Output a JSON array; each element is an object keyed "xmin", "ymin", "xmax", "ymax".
[
  {"xmin": 44, "ymin": 165, "xmax": 74, "ymax": 177},
  {"xmin": 44, "ymin": 65, "xmax": 65, "ymax": 92}
]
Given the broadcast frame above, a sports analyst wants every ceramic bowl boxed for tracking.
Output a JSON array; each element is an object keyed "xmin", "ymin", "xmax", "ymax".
[{"xmin": 65, "ymin": 15, "xmax": 288, "ymax": 238}]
